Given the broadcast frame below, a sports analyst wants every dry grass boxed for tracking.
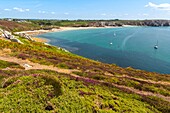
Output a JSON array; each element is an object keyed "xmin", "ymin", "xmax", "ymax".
[{"xmin": 0, "ymin": 48, "xmax": 11, "ymax": 56}]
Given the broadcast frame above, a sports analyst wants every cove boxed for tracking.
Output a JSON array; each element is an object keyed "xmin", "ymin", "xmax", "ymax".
[{"xmin": 38, "ymin": 27, "xmax": 170, "ymax": 74}]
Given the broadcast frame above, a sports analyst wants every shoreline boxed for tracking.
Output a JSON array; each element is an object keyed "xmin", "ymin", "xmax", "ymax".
[
  {"xmin": 15, "ymin": 26, "xmax": 116, "ymax": 43},
  {"xmin": 15, "ymin": 26, "xmax": 135, "ymax": 43},
  {"xmin": 16, "ymin": 26, "xmax": 119, "ymax": 35}
]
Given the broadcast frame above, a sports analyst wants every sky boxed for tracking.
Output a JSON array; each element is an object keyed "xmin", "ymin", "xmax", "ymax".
[{"xmin": 1, "ymin": 0, "xmax": 170, "ymax": 20}]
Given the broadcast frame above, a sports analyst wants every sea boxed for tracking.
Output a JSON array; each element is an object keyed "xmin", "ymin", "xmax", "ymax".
[{"xmin": 37, "ymin": 27, "xmax": 170, "ymax": 74}]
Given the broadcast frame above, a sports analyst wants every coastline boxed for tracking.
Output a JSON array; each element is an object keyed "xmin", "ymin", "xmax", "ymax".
[
  {"xmin": 31, "ymin": 37, "xmax": 50, "ymax": 43},
  {"xmin": 15, "ymin": 26, "xmax": 135, "ymax": 43},
  {"xmin": 15, "ymin": 26, "xmax": 115, "ymax": 43},
  {"xmin": 16, "ymin": 26, "xmax": 118, "ymax": 35}
]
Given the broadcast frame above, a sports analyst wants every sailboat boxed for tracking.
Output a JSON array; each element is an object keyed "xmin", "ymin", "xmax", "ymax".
[
  {"xmin": 154, "ymin": 41, "xmax": 158, "ymax": 49},
  {"xmin": 110, "ymin": 32, "xmax": 116, "ymax": 45}
]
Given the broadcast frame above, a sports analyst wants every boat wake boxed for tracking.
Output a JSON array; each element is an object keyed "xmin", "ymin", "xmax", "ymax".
[{"xmin": 121, "ymin": 31, "xmax": 138, "ymax": 50}]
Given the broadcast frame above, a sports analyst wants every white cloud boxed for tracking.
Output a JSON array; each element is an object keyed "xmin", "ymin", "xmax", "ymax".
[
  {"xmin": 13, "ymin": 7, "xmax": 30, "ymax": 12},
  {"xmin": 124, "ymin": 14, "xmax": 129, "ymax": 16},
  {"xmin": 4, "ymin": 9, "xmax": 11, "ymax": 11},
  {"xmin": 145, "ymin": 2, "xmax": 170, "ymax": 11}
]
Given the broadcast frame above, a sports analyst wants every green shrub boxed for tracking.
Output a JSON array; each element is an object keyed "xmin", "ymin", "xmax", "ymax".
[
  {"xmin": 0, "ymin": 60, "xmax": 22, "ymax": 69},
  {"xmin": 0, "ymin": 75, "xmax": 62, "ymax": 112},
  {"xmin": 57, "ymin": 63, "xmax": 70, "ymax": 69}
]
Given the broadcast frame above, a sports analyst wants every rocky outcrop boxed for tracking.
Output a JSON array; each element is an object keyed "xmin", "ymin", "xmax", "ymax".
[
  {"xmin": 0, "ymin": 29, "xmax": 13, "ymax": 39},
  {"xmin": 0, "ymin": 28, "xmax": 23, "ymax": 44},
  {"xmin": 88, "ymin": 20, "xmax": 170, "ymax": 27},
  {"xmin": 143, "ymin": 20, "xmax": 170, "ymax": 26},
  {"xmin": 89, "ymin": 22, "xmax": 123, "ymax": 27},
  {"xmin": 17, "ymin": 33, "xmax": 34, "ymax": 41}
]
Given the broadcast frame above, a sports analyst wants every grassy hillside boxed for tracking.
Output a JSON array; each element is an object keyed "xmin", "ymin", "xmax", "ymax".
[
  {"xmin": 0, "ymin": 60, "xmax": 22, "ymax": 69},
  {"xmin": 0, "ymin": 20, "xmax": 40, "ymax": 32},
  {"xmin": 0, "ymin": 36, "xmax": 170, "ymax": 112},
  {"xmin": 0, "ymin": 19, "xmax": 170, "ymax": 112},
  {"xmin": 0, "ymin": 20, "xmax": 91, "ymax": 32},
  {"xmin": 0, "ymin": 70, "xmax": 163, "ymax": 113},
  {"xmin": 1, "ymin": 19, "xmax": 170, "ymax": 33}
]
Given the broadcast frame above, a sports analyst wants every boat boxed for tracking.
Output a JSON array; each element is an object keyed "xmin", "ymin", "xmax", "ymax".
[
  {"xmin": 154, "ymin": 45, "xmax": 158, "ymax": 49},
  {"xmin": 110, "ymin": 32, "xmax": 116, "ymax": 45},
  {"xmin": 154, "ymin": 41, "xmax": 158, "ymax": 49}
]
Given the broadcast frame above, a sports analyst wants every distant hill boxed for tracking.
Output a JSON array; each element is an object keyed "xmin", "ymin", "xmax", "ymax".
[{"xmin": 1, "ymin": 19, "xmax": 170, "ymax": 32}]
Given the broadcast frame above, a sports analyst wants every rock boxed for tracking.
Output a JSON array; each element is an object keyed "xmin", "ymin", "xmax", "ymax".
[
  {"xmin": 23, "ymin": 64, "xmax": 32, "ymax": 68},
  {"xmin": 88, "ymin": 20, "xmax": 170, "ymax": 27},
  {"xmin": 19, "ymin": 33, "xmax": 33, "ymax": 41},
  {"xmin": 44, "ymin": 43, "xmax": 51, "ymax": 46},
  {"xmin": 0, "ymin": 29, "xmax": 24, "ymax": 44},
  {"xmin": 58, "ymin": 47, "xmax": 69, "ymax": 53},
  {"xmin": 1, "ymin": 30, "xmax": 13, "ymax": 39}
]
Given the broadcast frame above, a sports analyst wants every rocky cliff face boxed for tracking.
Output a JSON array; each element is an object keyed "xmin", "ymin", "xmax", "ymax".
[
  {"xmin": 143, "ymin": 20, "xmax": 170, "ymax": 26},
  {"xmin": 89, "ymin": 20, "xmax": 170, "ymax": 27},
  {"xmin": 0, "ymin": 28, "xmax": 23, "ymax": 44}
]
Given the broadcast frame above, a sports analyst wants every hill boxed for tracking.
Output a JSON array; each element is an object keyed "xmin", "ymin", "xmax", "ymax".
[
  {"xmin": 1, "ymin": 19, "xmax": 170, "ymax": 32},
  {"xmin": 0, "ymin": 20, "xmax": 170, "ymax": 112}
]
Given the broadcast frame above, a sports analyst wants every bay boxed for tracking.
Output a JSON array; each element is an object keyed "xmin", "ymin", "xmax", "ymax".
[{"xmin": 38, "ymin": 27, "xmax": 170, "ymax": 74}]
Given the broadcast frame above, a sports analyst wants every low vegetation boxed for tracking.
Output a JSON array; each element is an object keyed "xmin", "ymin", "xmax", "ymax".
[
  {"xmin": 0, "ymin": 21, "xmax": 169, "ymax": 112},
  {"xmin": 0, "ymin": 60, "xmax": 22, "ymax": 69},
  {"xmin": 1, "ymin": 19, "xmax": 170, "ymax": 33},
  {"xmin": 0, "ymin": 70, "xmax": 167, "ymax": 113}
]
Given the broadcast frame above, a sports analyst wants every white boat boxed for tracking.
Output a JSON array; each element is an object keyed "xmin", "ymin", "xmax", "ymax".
[
  {"xmin": 154, "ymin": 41, "xmax": 158, "ymax": 49},
  {"xmin": 154, "ymin": 45, "xmax": 158, "ymax": 49},
  {"xmin": 110, "ymin": 32, "xmax": 116, "ymax": 45}
]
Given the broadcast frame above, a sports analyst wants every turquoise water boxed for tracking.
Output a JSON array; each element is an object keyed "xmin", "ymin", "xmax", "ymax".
[{"xmin": 38, "ymin": 27, "xmax": 170, "ymax": 74}]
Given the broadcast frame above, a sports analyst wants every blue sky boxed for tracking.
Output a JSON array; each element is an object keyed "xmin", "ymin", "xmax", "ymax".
[{"xmin": 1, "ymin": 0, "xmax": 170, "ymax": 19}]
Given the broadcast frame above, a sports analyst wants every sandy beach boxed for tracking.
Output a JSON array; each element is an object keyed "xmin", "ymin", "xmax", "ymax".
[
  {"xmin": 31, "ymin": 37, "xmax": 49, "ymax": 43},
  {"xmin": 15, "ymin": 26, "xmax": 134, "ymax": 43},
  {"xmin": 16, "ymin": 26, "xmax": 116, "ymax": 36},
  {"xmin": 15, "ymin": 26, "xmax": 116, "ymax": 42}
]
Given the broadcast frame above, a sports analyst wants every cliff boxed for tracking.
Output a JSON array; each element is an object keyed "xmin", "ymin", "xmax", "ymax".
[{"xmin": 89, "ymin": 20, "xmax": 170, "ymax": 27}]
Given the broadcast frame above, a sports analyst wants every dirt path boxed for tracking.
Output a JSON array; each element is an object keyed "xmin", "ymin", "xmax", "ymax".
[
  {"xmin": 105, "ymin": 72, "xmax": 170, "ymax": 86},
  {"xmin": 0, "ymin": 56, "xmax": 78, "ymax": 74},
  {"xmin": 70, "ymin": 75, "xmax": 170, "ymax": 102},
  {"xmin": 121, "ymin": 75, "xmax": 170, "ymax": 86},
  {"xmin": 0, "ymin": 55, "xmax": 170, "ymax": 102}
]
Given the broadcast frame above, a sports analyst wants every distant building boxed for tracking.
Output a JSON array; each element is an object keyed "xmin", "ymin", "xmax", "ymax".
[
  {"xmin": 17, "ymin": 20, "xmax": 27, "ymax": 23},
  {"xmin": 7, "ymin": 18, "xmax": 13, "ymax": 21}
]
